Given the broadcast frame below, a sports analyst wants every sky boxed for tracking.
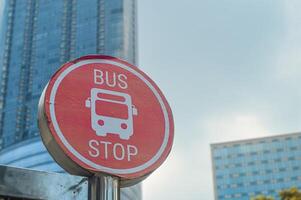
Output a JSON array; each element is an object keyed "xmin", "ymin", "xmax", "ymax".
[{"xmin": 138, "ymin": 0, "xmax": 301, "ymax": 199}]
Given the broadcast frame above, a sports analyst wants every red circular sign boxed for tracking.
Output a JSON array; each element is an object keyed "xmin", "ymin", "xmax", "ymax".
[{"xmin": 39, "ymin": 55, "xmax": 174, "ymax": 182}]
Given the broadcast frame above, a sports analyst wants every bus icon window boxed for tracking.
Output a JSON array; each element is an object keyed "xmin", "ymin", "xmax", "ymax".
[{"xmin": 85, "ymin": 88, "xmax": 138, "ymax": 140}]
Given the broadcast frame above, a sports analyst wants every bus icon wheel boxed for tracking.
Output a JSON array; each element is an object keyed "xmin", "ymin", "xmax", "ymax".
[
  {"xmin": 119, "ymin": 135, "xmax": 130, "ymax": 140},
  {"xmin": 96, "ymin": 131, "xmax": 107, "ymax": 137}
]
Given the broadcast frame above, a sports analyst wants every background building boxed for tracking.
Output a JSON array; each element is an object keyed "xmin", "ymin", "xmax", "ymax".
[
  {"xmin": 0, "ymin": 0, "xmax": 140, "ymax": 199},
  {"xmin": 211, "ymin": 132, "xmax": 301, "ymax": 200}
]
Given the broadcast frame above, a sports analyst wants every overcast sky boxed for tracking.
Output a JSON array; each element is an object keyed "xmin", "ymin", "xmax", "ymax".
[{"xmin": 138, "ymin": 1, "xmax": 301, "ymax": 199}]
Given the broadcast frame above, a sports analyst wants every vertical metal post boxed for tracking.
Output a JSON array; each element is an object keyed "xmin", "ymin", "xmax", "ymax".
[{"xmin": 88, "ymin": 174, "xmax": 120, "ymax": 200}]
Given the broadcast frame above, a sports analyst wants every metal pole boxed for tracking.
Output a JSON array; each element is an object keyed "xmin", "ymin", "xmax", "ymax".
[{"xmin": 88, "ymin": 174, "xmax": 120, "ymax": 200}]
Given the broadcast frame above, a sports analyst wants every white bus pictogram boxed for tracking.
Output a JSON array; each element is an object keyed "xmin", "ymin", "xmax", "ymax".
[{"xmin": 85, "ymin": 88, "xmax": 138, "ymax": 140}]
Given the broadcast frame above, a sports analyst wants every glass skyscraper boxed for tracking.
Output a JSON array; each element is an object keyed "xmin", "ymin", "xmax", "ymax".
[
  {"xmin": 0, "ymin": 0, "xmax": 140, "ymax": 199},
  {"xmin": 211, "ymin": 132, "xmax": 301, "ymax": 200}
]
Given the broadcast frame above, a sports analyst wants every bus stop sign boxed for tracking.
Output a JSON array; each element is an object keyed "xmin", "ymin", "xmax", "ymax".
[{"xmin": 38, "ymin": 55, "xmax": 174, "ymax": 186}]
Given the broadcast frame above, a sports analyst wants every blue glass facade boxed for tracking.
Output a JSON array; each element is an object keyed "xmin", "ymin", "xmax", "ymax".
[
  {"xmin": 211, "ymin": 132, "xmax": 301, "ymax": 200},
  {"xmin": 0, "ymin": 0, "xmax": 140, "ymax": 199},
  {"xmin": 0, "ymin": 0, "xmax": 137, "ymax": 149}
]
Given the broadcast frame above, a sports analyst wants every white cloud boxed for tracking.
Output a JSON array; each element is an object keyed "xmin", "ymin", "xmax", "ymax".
[
  {"xmin": 203, "ymin": 113, "xmax": 270, "ymax": 143},
  {"xmin": 143, "ymin": 144, "xmax": 203, "ymax": 200}
]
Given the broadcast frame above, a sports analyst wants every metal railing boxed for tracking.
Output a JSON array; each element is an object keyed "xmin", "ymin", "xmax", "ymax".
[{"xmin": 0, "ymin": 165, "xmax": 88, "ymax": 199}]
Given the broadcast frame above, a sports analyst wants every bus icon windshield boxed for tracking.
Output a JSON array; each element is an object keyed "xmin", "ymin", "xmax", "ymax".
[{"xmin": 85, "ymin": 88, "xmax": 138, "ymax": 140}]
